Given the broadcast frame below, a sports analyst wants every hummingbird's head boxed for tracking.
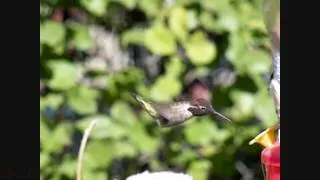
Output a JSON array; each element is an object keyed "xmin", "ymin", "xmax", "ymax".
[{"xmin": 188, "ymin": 98, "xmax": 214, "ymax": 116}]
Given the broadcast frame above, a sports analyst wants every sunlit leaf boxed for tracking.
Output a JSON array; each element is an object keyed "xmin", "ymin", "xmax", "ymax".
[
  {"xmin": 82, "ymin": 170, "xmax": 107, "ymax": 180},
  {"xmin": 67, "ymin": 86, "xmax": 100, "ymax": 115},
  {"xmin": 112, "ymin": 141, "xmax": 137, "ymax": 158},
  {"xmin": 242, "ymin": 50, "xmax": 271, "ymax": 75},
  {"xmin": 40, "ymin": 93, "xmax": 64, "ymax": 110},
  {"xmin": 187, "ymin": 160, "xmax": 212, "ymax": 180},
  {"xmin": 169, "ymin": 6, "xmax": 188, "ymax": 41},
  {"xmin": 228, "ymin": 90, "xmax": 255, "ymax": 121},
  {"xmin": 253, "ymin": 90, "xmax": 278, "ymax": 127},
  {"xmin": 145, "ymin": 23, "xmax": 176, "ymax": 55},
  {"xmin": 42, "ymin": 123, "xmax": 73, "ymax": 153},
  {"xmin": 40, "ymin": 116, "xmax": 50, "ymax": 144},
  {"xmin": 40, "ymin": 20, "xmax": 65, "ymax": 47},
  {"xmin": 40, "ymin": 153, "xmax": 50, "ymax": 169},
  {"xmin": 150, "ymin": 75, "xmax": 182, "ymax": 102},
  {"xmin": 165, "ymin": 56, "xmax": 185, "ymax": 78},
  {"xmin": 185, "ymin": 31, "xmax": 217, "ymax": 66},
  {"xmin": 226, "ymin": 32, "xmax": 247, "ymax": 63},
  {"xmin": 216, "ymin": 9, "xmax": 239, "ymax": 32},
  {"xmin": 84, "ymin": 140, "xmax": 114, "ymax": 169},
  {"xmin": 137, "ymin": 0, "xmax": 161, "ymax": 17},
  {"xmin": 76, "ymin": 115, "xmax": 128, "ymax": 139},
  {"xmin": 184, "ymin": 118, "xmax": 230, "ymax": 145},
  {"xmin": 200, "ymin": 11, "xmax": 217, "ymax": 32},
  {"xmin": 68, "ymin": 22, "xmax": 93, "ymax": 51},
  {"xmin": 57, "ymin": 156, "xmax": 77, "ymax": 178},
  {"xmin": 110, "ymin": 101, "xmax": 138, "ymax": 126},
  {"xmin": 121, "ymin": 27, "xmax": 145, "ymax": 47},
  {"xmin": 170, "ymin": 149, "xmax": 198, "ymax": 165},
  {"xmin": 80, "ymin": 0, "xmax": 109, "ymax": 17},
  {"xmin": 47, "ymin": 60, "xmax": 79, "ymax": 90}
]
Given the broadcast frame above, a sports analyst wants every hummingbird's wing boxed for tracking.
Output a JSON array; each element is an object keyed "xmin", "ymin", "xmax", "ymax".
[
  {"xmin": 153, "ymin": 102, "xmax": 194, "ymax": 128},
  {"xmin": 133, "ymin": 94, "xmax": 158, "ymax": 118}
]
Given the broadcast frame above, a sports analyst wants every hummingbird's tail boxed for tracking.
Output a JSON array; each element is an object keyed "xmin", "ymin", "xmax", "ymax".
[{"xmin": 211, "ymin": 110, "xmax": 232, "ymax": 122}]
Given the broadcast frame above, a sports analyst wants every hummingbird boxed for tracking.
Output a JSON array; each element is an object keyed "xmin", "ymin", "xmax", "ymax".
[{"xmin": 132, "ymin": 93, "xmax": 232, "ymax": 128}]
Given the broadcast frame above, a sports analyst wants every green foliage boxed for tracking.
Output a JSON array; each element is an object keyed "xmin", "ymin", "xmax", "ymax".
[
  {"xmin": 40, "ymin": 0, "xmax": 276, "ymax": 179},
  {"xmin": 144, "ymin": 22, "xmax": 176, "ymax": 55},
  {"xmin": 185, "ymin": 31, "xmax": 217, "ymax": 66}
]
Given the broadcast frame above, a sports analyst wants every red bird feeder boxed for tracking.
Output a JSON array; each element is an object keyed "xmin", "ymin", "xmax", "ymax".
[{"xmin": 249, "ymin": 125, "xmax": 280, "ymax": 180}]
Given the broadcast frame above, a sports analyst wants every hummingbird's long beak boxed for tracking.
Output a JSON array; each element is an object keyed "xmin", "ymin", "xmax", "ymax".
[{"xmin": 209, "ymin": 108, "xmax": 232, "ymax": 122}]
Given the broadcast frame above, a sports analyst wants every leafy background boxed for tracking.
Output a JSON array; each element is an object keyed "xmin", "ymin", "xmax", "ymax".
[{"xmin": 40, "ymin": 0, "xmax": 277, "ymax": 179}]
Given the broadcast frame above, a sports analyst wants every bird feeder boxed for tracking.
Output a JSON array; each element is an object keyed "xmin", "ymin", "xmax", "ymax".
[{"xmin": 249, "ymin": 125, "xmax": 280, "ymax": 180}]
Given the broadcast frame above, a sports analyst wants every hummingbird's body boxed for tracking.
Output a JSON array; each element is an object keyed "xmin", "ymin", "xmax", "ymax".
[
  {"xmin": 133, "ymin": 94, "xmax": 231, "ymax": 128},
  {"xmin": 152, "ymin": 101, "xmax": 194, "ymax": 127}
]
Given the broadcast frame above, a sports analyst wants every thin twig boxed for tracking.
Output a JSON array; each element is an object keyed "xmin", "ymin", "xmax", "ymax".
[{"xmin": 76, "ymin": 120, "xmax": 98, "ymax": 180}]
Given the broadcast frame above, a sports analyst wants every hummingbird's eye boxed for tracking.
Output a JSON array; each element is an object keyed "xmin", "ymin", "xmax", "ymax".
[{"xmin": 200, "ymin": 106, "xmax": 206, "ymax": 110}]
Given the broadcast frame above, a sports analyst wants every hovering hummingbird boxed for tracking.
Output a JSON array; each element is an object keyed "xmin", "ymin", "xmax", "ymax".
[{"xmin": 132, "ymin": 93, "xmax": 232, "ymax": 128}]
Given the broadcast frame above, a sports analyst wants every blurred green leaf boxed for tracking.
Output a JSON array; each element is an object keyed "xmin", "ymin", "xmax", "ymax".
[
  {"xmin": 40, "ymin": 43, "xmax": 43, "ymax": 56},
  {"xmin": 201, "ymin": 0, "xmax": 230, "ymax": 12},
  {"xmin": 137, "ymin": 0, "xmax": 161, "ymax": 17},
  {"xmin": 40, "ymin": 117, "xmax": 50, "ymax": 144},
  {"xmin": 184, "ymin": 118, "xmax": 214, "ymax": 145},
  {"xmin": 216, "ymin": 9, "xmax": 239, "ymax": 32},
  {"xmin": 187, "ymin": 160, "xmax": 212, "ymax": 180},
  {"xmin": 127, "ymin": 123, "xmax": 160, "ymax": 153},
  {"xmin": 68, "ymin": 22, "xmax": 93, "ymax": 51},
  {"xmin": 42, "ymin": 122, "xmax": 73, "ymax": 153},
  {"xmin": 80, "ymin": 0, "xmax": 109, "ymax": 17},
  {"xmin": 40, "ymin": 20, "xmax": 65, "ymax": 47},
  {"xmin": 40, "ymin": 153, "xmax": 50, "ymax": 169},
  {"xmin": 170, "ymin": 149, "xmax": 198, "ymax": 165},
  {"xmin": 186, "ymin": 10, "xmax": 199, "ymax": 30},
  {"xmin": 47, "ymin": 60, "xmax": 78, "ymax": 90},
  {"xmin": 198, "ymin": 144, "xmax": 219, "ymax": 157},
  {"xmin": 228, "ymin": 90, "xmax": 255, "ymax": 121},
  {"xmin": 226, "ymin": 32, "xmax": 247, "ymax": 62},
  {"xmin": 145, "ymin": 22, "xmax": 176, "ymax": 55},
  {"xmin": 121, "ymin": 27, "xmax": 145, "ymax": 47},
  {"xmin": 200, "ymin": 11, "xmax": 217, "ymax": 32},
  {"xmin": 242, "ymin": 50, "xmax": 271, "ymax": 75},
  {"xmin": 40, "ymin": 93, "xmax": 64, "ymax": 110},
  {"xmin": 110, "ymin": 101, "xmax": 138, "ymax": 126},
  {"xmin": 83, "ymin": 170, "xmax": 108, "ymax": 180},
  {"xmin": 230, "ymin": 46, "xmax": 271, "ymax": 75},
  {"xmin": 150, "ymin": 75, "xmax": 182, "ymax": 102},
  {"xmin": 84, "ymin": 140, "xmax": 114, "ymax": 169},
  {"xmin": 56, "ymin": 156, "xmax": 77, "ymax": 178},
  {"xmin": 184, "ymin": 118, "xmax": 230, "ymax": 145},
  {"xmin": 112, "ymin": 141, "xmax": 137, "ymax": 158},
  {"xmin": 185, "ymin": 31, "xmax": 217, "ymax": 66},
  {"xmin": 169, "ymin": 6, "xmax": 188, "ymax": 41},
  {"xmin": 233, "ymin": 126, "xmax": 260, "ymax": 146},
  {"xmin": 76, "ymin": 115, "xmax": 128, "ymax": 139},
  {"xmin": 67, "ymin": 86, "xmax": 100, "ymax": 115},
  {"xmin": 253, "ymin": 90, "xmax": 277, "ymax": 127},
  {"xmin": 165, "ymin": 56, "xmax": 185, "ymax": 78},
  {"xmin": 112, "ymin": 0, "xmax": 136, "ymax": 9}
]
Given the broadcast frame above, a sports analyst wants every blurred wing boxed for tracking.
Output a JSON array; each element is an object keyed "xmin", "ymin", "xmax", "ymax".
[{"xmin": 133, "ymin": 94, "xmax": 158, "ymax": 118}]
